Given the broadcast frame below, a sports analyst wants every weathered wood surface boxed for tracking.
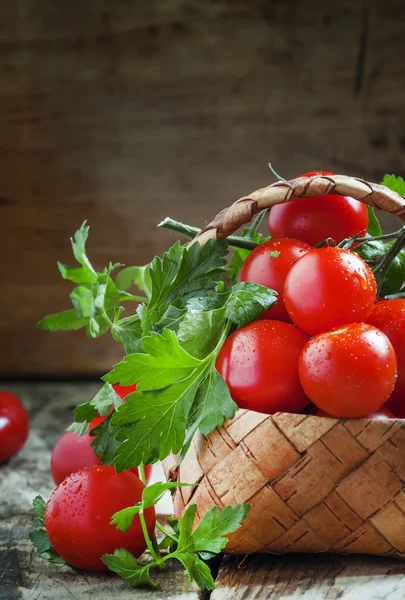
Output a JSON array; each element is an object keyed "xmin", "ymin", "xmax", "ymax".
[
  {"xmin": 0, "ymin": 383, "xmax": 200, "ymax": 599},
  {"xmin": 3, "ymin": 383, "xmax": 405, "ymax": 599},
  {"xmin": 1, "ymin": 0, "xmax": 405, "ymax": 377},
  {"xmin": 212, "ymin": 553, "xmax": 405, "ymax": 600}
]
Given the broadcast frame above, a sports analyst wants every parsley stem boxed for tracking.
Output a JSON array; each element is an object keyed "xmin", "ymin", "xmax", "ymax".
[
  {"xmin": 158, "ymin": 217, "xmax": 259, "ymax": 250},
  {"xmin": 138, "ymin": 463, "xmax": 147, "ymax": 485},
  {"xmin": 156, "ymin": 521, "xmax": 179, "ymax": 543},
  {"xmin": 139, "ymin": 508, "xmax": 161, "ymax": 563}
]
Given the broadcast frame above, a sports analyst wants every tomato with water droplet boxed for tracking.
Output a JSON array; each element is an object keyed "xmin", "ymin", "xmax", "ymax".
[
  {"xmin": 46, "ymin": 465, "xmax": 155, "ymax": 571},
  {"xmin": 298, "ymin": 323, "xmax": 397, "ymax": 418}
]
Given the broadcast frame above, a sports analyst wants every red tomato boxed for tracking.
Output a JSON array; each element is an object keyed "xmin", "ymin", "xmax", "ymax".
[
  {"xmin": 284, "ymin": 247, "xmax": 377, "ymax": 335},
  {"xmin": 268, "ymin": 170, "xmax": 368, "ymax": 245},
  {"xmin": 46, "ymin": 465, "xmax": 156, "ymax": 571},
  {"xmin": 216, "ymin": 320, "xmax": 310, "ymax": 414},
  {"xmin": 238, "ymin": 238, "xmax": 311, "ymax": 321},
  {"xmin": 112, "ymin": 383, "xmax": 138, "ymax": 399},
  {"xmin": 51, "ymin": 416, "xmax": 152, "ymax": 485},
  {"xmin": 0, "ymin": 391, "xmax": 29, "ymax": 464},
  {"xmin": 367, "ymin": 299, "xmax": 405, "ymax": 417},
  {"xmin": 299, "ymin": 323, "xmax": 397, "ymax": 418},
  {"xmin": 313, "ymin": 406, "xmax": 396, "ymax": 419}
]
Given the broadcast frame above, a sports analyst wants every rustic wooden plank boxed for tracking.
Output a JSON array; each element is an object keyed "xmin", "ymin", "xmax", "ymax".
[
  {"xmin": 1, "ymin": 0, "xmax": 405, "ymax": 376},
  {"xmin": 211, "ymin": 552, "xmax": 405, "ymax": 599},
  {"xmin": 0, "ymin": 383, "xmax": 201, "ymax": 599}
]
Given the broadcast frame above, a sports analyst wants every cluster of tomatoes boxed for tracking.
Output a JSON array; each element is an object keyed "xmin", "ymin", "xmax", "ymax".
[{"xmin": 216, "ymin": 172, "xmax": 405, "ymax": 420}]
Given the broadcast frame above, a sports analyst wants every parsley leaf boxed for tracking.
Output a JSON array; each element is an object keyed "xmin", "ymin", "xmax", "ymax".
[
  {"xmin": 29, "ymin": 496, "xmax": 66, "ymax": 564},
  {"xmin": 367, "ymin": 206, "xmax": 383, "ymax": 237},
  {"xmin": 148, "ymin": 240, "xmax": 228, "ymax": 311},
  {"xmin": 67, "ymin": 383, "xmax": 123, "ymax": 435},
  {"xmin": 115, "ymin": 265, "xmax": 152, "ymax": 299},
  {"xmin": 177, "ymin": 504, "xmax": 250, "ymax": 554},
  {"xmin": 382, "ymin": 174, "xmax": 405, "ymax": 196},
  {"xmin": 176, "ymin": 553, "xmax": 215, "ymax": 591},
  {"xmin": 225, "ymin": 282, "xmax": 277, "ymax": 327},
  {"xmin": 102, "ymin": 549, "xmax": 158, "ymax": 589},
  {"xmin": 104, "ymin": 330, "xmax": 201, "ymax": 391},
  {"xmin": 38, "ymin": 222, "xmax": 143, "ymax": 338},
  {"xmin": 110, "ymin": 482, "xmax": 194, "ymax": 533},
  {"xmin": 177, "ymin": 308, "xmax": 227, "ymax": 359}
]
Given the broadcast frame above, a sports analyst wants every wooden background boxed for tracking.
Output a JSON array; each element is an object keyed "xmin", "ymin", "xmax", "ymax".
[{"xmin": 1, "ymin": 0, "xmax": 405, "ymax": 378}]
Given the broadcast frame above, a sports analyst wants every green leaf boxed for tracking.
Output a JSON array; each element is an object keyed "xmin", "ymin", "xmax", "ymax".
[
  {"xmin": 90, "ymin": 415, "xmax": 120, "ymax": 463},
  {"xmin": 176, "ymin": 553, "xmax": 215, "ymax": 591},
  {"xmin": 32, "ymin": 495, "xmax": 47, "ymax": 526},
  {"xmin": 112, "ymin": 315, "xmax": 143, "ymax": 354},
  {"xmin": 178, "ymin": 504, "xmax": 250, "ymax": 555},
  {"xmin": 142, "ymin": 482, "xmax": 195, "ymax": 510},
  {"xmin": 136, "ymin": 304, "xmax": 153, "ymax": 337},
  {"xmin": 356, "ymin": 240, "xmax": 405, "ymax": 296},
  {"xmin": 70, "ymin": 221, "xmax": 95, "ymax": 274},
  {"xmin": 181, "ymin": 370, "xmax": 237, "ymax": 460},
  {"xmin": 104, "ymin": 330, "xmax": 202, "ymax": 391},
  {"xmin": 111, "ymin": 482, "xmax": 194, "ymax": 533},
  {"xmin": 186, "ymin": 293, "xmax": 226, "ymax": 312},
  {"xmin": 116, "ymin": 265, "xmax": 152, "ymax": 299},
  {"xmin": 70, "ymin": 286, "xmax": 95, "ymax": 318},
  {"xmin": 382, "ymin": 174, "xmax": 405, "ymax": 196},
  {"xmin": 154, "ymin": 305, "xmax": 187, "ymax": 333},
  {"xmin": 102, "ymin": 549, "xmax": 159, "ymax": 589},
  {"xmin": 29, "ymin": 529, "xmax": 53, "ymax": 554},
  {"xmin": 91, "ymin": 383, "xmax": 124, "ymax": 416},
  {"xmin": 269, "ymin": 251, "xmax": 280, "ymax": 258},
  {"xmin": 37, "ymin": 309, "xmax": 88, "ymax": 332},
  {"xmin": 148, "ymin": 240, "xmax": 228, "ymax": 312},
  {"xmin": 177, "ymin": 308, "xmax": 227, "ymax": 359},
  {"xmin": 110, "ymin": 504, "xmax": 142, "ymax": 532},
  {"xmin": 112, "ymin": 374, "xmax": 202, "ymax": 469},
  {"xmin": 57, "ymin": 262, "xmax": 96, "ymax": 285},
  {"xmin": 367, "ymin": 206, "xmax": 383, "ymax": 237},
  {"xmin": 226, "ymin": 282, "xmax": 277, "ymax": 327}
]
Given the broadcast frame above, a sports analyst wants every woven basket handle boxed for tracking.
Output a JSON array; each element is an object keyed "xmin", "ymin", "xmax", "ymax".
[{"xmin": 193, "ymin": 174, "xmax": 405, "ymax": 246}]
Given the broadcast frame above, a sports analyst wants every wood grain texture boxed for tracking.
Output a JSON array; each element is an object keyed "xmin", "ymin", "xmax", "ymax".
[
  {"xmin": 1, "ymin": 0, "xmax": 405, "ymax": 376},
  {"xmin": 211, "ymin": 553, "xmax": 405, "ymax": 600}
]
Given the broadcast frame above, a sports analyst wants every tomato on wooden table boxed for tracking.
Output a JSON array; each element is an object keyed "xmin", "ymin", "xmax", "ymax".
[
  {"xmin": 46, "ymin": 465, "xmax": 156, "ymax": 571},
  {"xmin": 367, "ymin": 299, "xmax": 405, "ymax": 417},
  {"xmin": 216, "ymin": 320, "xmax": 310, "ymax": 414},
  {"xmin": 284, "ymin": 247, "xmax": 377, "ymax": 335},
  {"xmin": 238, "ymin": 238, "xmax": 311, "ymax": 322},
  {"xmin": 268, "ymin": 170, "xmax": 369, "ymax": 245},
  {"xmin": 299, "ymin": 323, "xmax": 397, "ymax": 418},
  {"xmin": 0, "ymin": 391, "xmax": 29, "ymax": 464}
]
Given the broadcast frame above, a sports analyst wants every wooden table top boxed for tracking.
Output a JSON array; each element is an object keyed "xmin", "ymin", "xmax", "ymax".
[{"xmin": 2, "ymin": 382, "xmax": 405, "ymax": 600}]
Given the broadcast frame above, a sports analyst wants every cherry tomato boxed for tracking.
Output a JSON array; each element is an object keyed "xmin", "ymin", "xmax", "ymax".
[
  {"xmin": 238, "ymin": 238, "xmax": 311, "ymax": 321},
  {"xmin": 284, "ymin": 247, "xmax": 377, "ymax": 335},
  {"xmin": 313, "ymin": 406, "xmax": 396, "ymax": 419},
  {"xmin": 367, "ymin": 299, "xmax": 405, "ymax": 417},
  {"xmin": 298, "ymin": 323, "xmax": 397, "ymax": 418},
  {"xmin": 112, "ymin": 383, "xmax": 138, "ymax": 399},
  {"xmin": 0, "ymin": 391, "xmax": 29, "ymax": 464},
  {"xmin": 268, "ymin": 170, "xmax": 368, "ymax": 245},
  {"xmin": 216, "ymin": 320, "xmax": 310, "ymax": 414},
  {"xmin": 51, "ymin": 416, "xmax": 152, "ymax": 485},
  {"xmin": 46, "ymin": 465, "xmax": 156, "ymax": 571}
]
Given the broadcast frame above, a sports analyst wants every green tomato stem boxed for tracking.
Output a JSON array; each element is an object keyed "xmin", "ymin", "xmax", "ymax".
[
  {"xmin": 158, "ymin": 217, "xmax": 259, "ymax": 250},
  {"xmin": 245, "ymin": 209, "xmax": 270, "ymax": 240}
]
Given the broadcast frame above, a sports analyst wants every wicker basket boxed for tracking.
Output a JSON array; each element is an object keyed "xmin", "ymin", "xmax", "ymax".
[{"xmin": 163, "ymin": 174, "xmax": 405, "ymax": 558}]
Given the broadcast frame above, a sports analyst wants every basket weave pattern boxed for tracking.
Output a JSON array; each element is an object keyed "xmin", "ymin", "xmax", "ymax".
[
  {"xmin": 163, "ymin": 174, "xmax": 405, "ymax": 557},
  {"xmin": 164, "ymin": 411, "xmax": 405, "ymax": 557}
]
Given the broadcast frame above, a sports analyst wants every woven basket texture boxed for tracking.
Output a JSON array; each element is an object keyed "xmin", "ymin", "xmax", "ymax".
[
  {"xmin": 163, "ymin": 174, "xmax": 405, "ymax": 557},
  {"xmin": 164, "ymin": 411, "xmax": 405, "ymax": 557}
]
